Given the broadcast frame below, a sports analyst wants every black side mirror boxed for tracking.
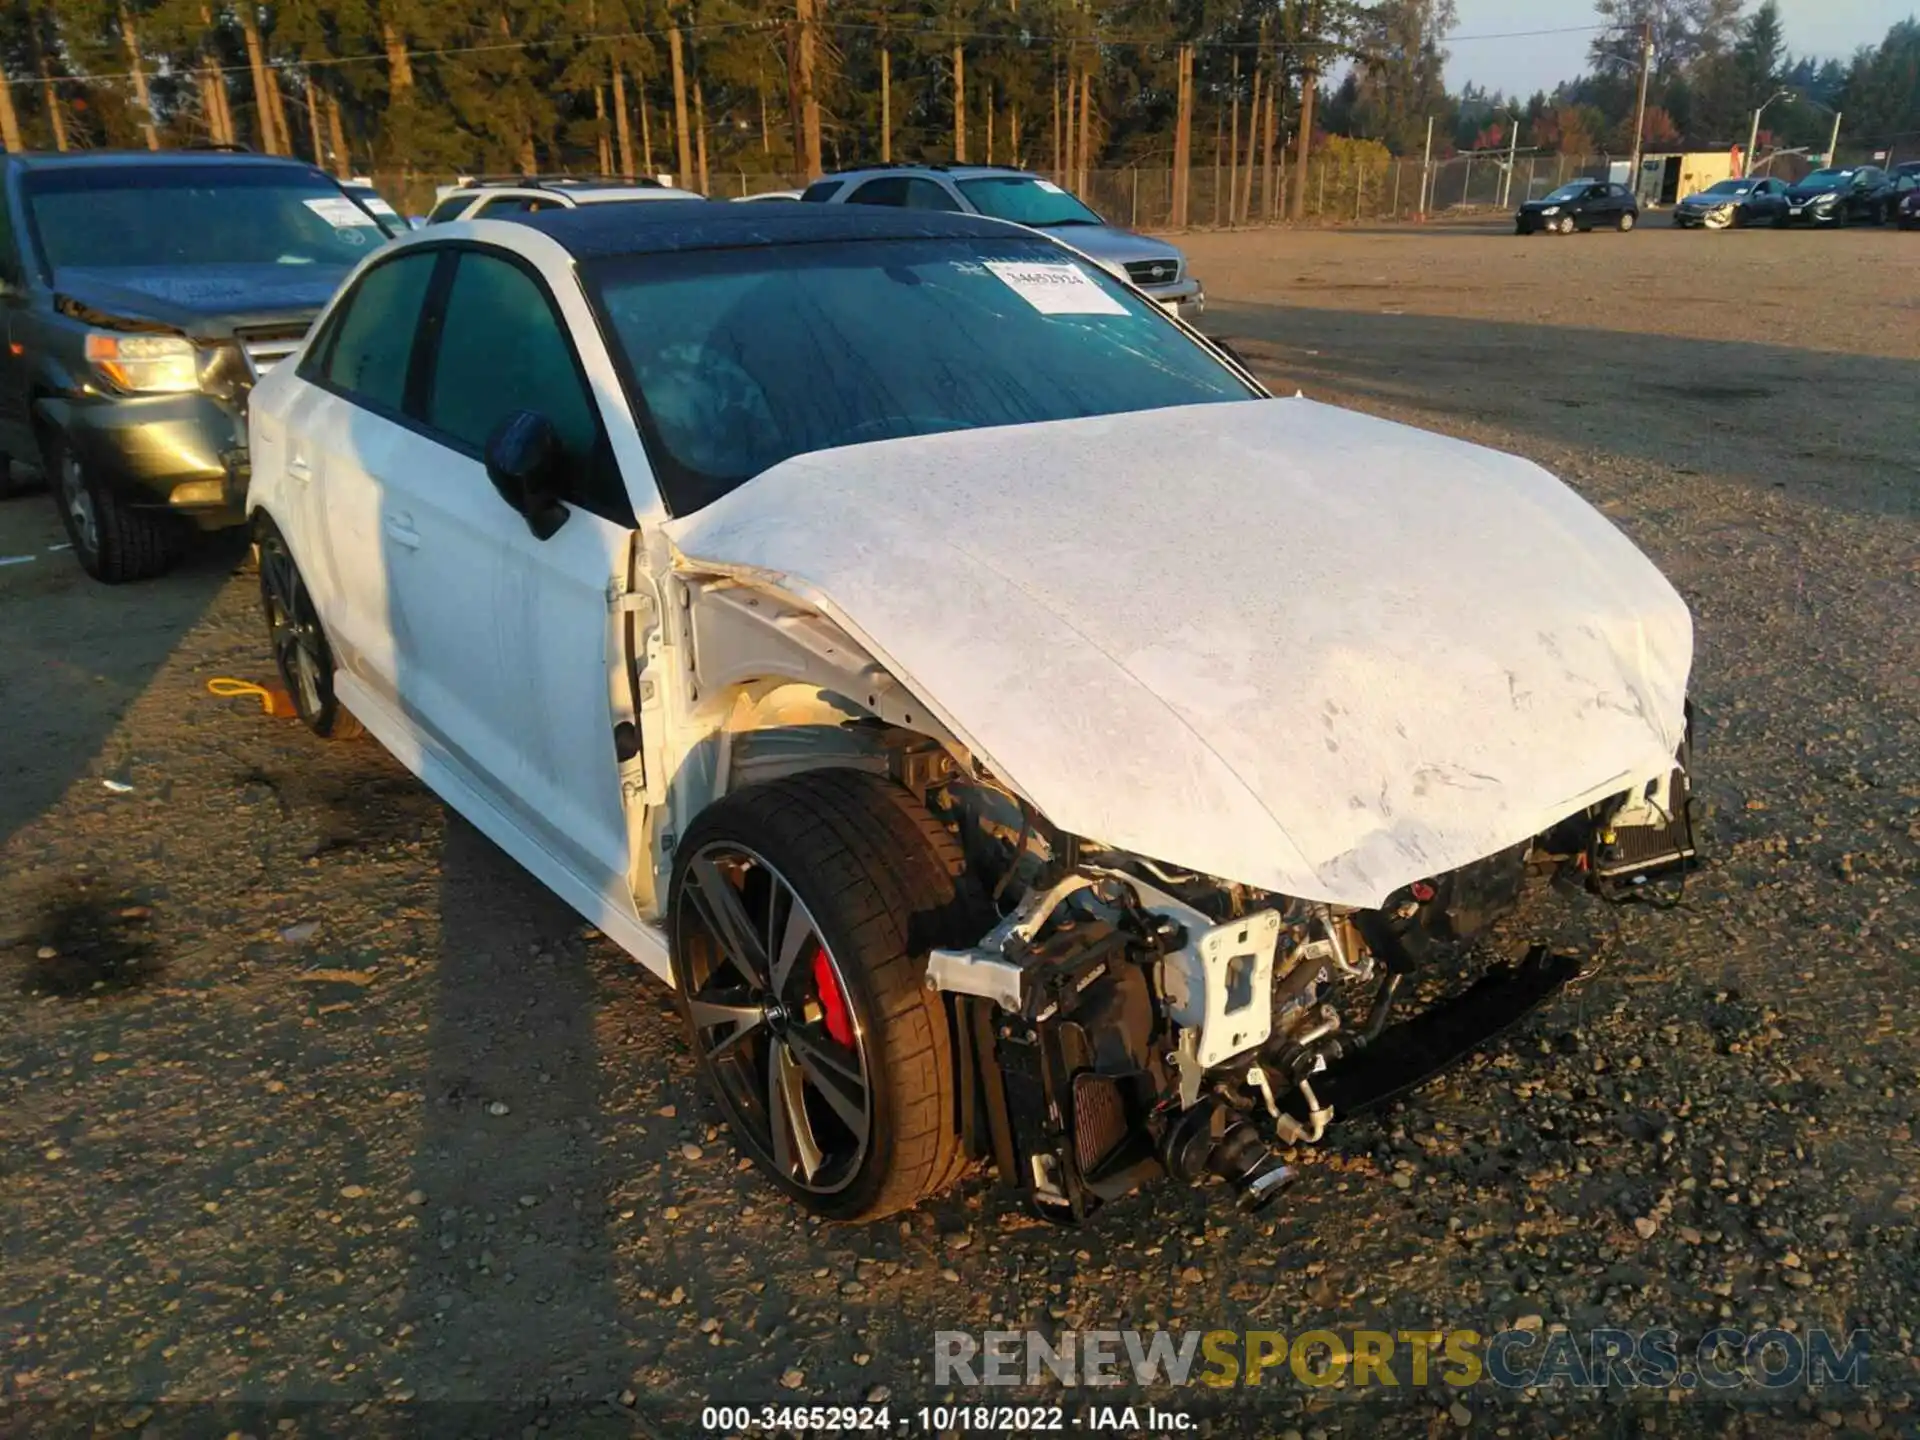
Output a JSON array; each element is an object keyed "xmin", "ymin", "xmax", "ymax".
[{"xmin": 484, "ymin": 409, "xmax": 569, "ymax": 541}]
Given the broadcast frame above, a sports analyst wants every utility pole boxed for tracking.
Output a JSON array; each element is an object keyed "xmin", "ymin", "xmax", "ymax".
[
  {"xmin": 1419, "ymin": 114, "xmax": 1433, "ymax": 218},
  {"xmin": 1744, "ymin": 89, "xmax": 1790, "ymax": 178},
  {"xmin": 794, "ymin": 0, "xmax": 821, "ymax": 178},
  {"xmin": 1171, "ymin": 44, "xmax": 1192, "ymax": 228},
  {"xmin": 1824, "ymin": 110, "xmax": 1842, "ymax": 165},
  {"xmin": 1503, "ymin": 114, "xmax": 1519, "ymax": 208},
  {"xmin": 1627, "ymin": 19, "xmax": 1653, "ymax": 200},
  {"xmin": 953, "ymin": 40, "xmax": 966, "ymax": 163}
]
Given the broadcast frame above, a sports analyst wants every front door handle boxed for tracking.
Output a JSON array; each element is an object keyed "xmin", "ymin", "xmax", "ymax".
[
  {"xmin": 287, "ymin": 454, "xmax": 312, "ymax": 482},
  {"xmin": 383, "ymin": 513, "xmax": 421, "ymax": 550}
]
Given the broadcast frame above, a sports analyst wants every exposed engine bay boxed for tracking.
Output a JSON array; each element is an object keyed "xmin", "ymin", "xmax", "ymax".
[
  {"xmin": 654, "ymin": 398, "xmax": 1705, "ymax": 1219},
  {"xmin": 909, "ymin": 751, "xmax": 1696, "ymax": 1221}
]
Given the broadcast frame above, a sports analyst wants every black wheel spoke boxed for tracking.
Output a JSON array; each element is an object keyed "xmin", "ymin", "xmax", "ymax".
[
  {"xmin": 688, "ymin": 990, "xmax": 764, "ymax": 1062},
  {"xmin": 785, "ymin": 1026, "xmax": 869, "ymax": 1142},
  {"xmin": 768, "ymin": 882, "xmax": 815, "ymax": 1004},
  {"xmin": 769, "ymin": 1041, "xmax": 824, "ymax": 1183},
  {"xmin": 687, "ymin": 856, "xmax": 770, "ymax": 987}
]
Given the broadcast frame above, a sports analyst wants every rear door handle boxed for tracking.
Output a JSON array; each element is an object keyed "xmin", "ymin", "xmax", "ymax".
[
  {"xmin": 383, "ymin": 513, "xmax": 420, "ymax": 550},
  {"xmin": 287, "ymin": 454, "xmax": 312, "ymax": 482}
]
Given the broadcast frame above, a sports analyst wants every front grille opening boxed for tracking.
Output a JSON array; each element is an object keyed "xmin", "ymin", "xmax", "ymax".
[{"xmin": 1124, "ymin": 258, "xmax": 1181, "ymax": 286}]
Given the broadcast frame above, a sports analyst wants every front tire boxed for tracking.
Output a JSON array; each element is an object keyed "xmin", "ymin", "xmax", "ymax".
[
  {"xmin": 669, "ymin": 769, "xmax": 988, "ymax": 1221},
  {"xmin": 255, "ymin": 515, "xmax": 362, "ymax": 739},
  {"xmin": 46, "ymin": 432, "xmax": 181, "ymax": 583}
]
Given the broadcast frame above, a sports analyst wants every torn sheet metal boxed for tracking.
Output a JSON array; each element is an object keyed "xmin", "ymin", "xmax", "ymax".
[{"xmin": 663, "ymin": 397, "xmax": 1693, "ymax": 908}]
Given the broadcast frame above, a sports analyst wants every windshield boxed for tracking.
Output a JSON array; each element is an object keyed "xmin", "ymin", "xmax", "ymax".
[
  {"xmin": 1796, "ymin": 168, "xmax": 1851, "ymax": 188},
  {"xmin": 24, "ymin": 165, "xmax": 387, "ymax": 274},
  {"xmin": 1541, "ymin": 183, "xmax": 1590, "ymax": 203},
  {"xmin": 589, "ymin": 235, "xmax": 1255, "ymax": 514},
  {"xmin": 347, "ymin": 187, "xmax": 408, "ymax": 235},
  {"xmin": 1703, "ymin": 180, "xmax": 1751, "ymax": 195},
  {"xmin": 956, "ymin": 175, "xmax": 1104, "ymax": 227}
]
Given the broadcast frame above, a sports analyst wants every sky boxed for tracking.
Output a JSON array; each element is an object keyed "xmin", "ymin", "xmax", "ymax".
[{"xmin": 1444, "ymin": 0, "xmax": 1917, "ymax": 96}]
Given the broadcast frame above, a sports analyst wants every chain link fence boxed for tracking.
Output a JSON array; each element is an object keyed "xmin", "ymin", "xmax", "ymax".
[
  {"xmin": 1059, "ymin": 153, "xmax": 1629, "ymax": 231},
  {"xmin": 370, "ymin": 153, "xmax": 1628, "ymax": 230}
]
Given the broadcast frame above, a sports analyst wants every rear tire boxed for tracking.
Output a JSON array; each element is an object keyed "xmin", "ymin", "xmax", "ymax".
[
  {"xmin": 669, "ymin": 769, "xmax": 989, "ymax": 1221},
  {"xmin": 46, "ymin": 432, "xmax": 181, "ymax": 583},
  {"xmin": 254, "ymin": 514, "xmax": 363, "ymax": 739},
  {"xmin": 1618, "ymin": 210, "xmax": 1637, "ymax": 232}
]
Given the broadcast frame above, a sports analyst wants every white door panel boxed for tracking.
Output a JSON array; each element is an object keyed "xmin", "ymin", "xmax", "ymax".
[
  {"xmin": 307, "ymin": 397, "xmax": 424, "ymax": 711},
  {"xmin": 381, "ymin": 451, "xmax": 633, "ymax": 897}
]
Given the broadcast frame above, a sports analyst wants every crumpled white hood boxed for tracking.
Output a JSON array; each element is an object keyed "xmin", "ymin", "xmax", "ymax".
[{"xmin": 663, "ymin": 398, "xmax": 1693, "ymax": 908}]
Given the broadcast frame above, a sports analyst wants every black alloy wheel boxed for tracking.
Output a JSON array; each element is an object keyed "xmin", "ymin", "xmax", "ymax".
[
  {"xmin": 676, "ymin": 841, "xmax": 875, "ymax": 1198},
  {"xmin": 255, "ymin": 518, "xmax": 362, "ymax": 738}
]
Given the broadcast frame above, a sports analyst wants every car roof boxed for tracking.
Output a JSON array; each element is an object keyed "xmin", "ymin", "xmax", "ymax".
[
  {"xmin": 2, "ymin": 148, "xmax": 327, "ymax": 174},
  {"xmin": 447, "ymin": 184, "xmax": 701, "ymax": 206},
  {"xmin": 519, "ymin": 199, "xmax": 1029, "ymax": 260},
  {"xmin": 821, "ymin": 163, "xmax": 1039, "ymax": 184},
  {"xmin": 572, "ymin": 187, "xmax": 704, "ymax": 203}
]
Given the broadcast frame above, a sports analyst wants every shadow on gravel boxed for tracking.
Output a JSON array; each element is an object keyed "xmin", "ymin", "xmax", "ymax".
[
  {"xmin": 397, "ymin": 813, "xmax": 633, "ymax": 1419},
  {"xmin": 1207, "ymin": 302, "xmax": 1920, "ymax": 523},
  {"xmin": 0, "ymin": 501, "xmax": 246, "ymax": 850}
]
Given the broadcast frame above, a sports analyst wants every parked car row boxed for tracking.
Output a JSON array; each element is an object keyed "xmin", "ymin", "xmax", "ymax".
[
  {"xmin": 1673, "ymin": 162, "xmax": 1920, "ymax": 229},
  {"xmin": 1518, "ymin": 163, "xmax": 1920, "ymax": 235},
  {"xmin": 0, "ymin": 153, "xmax": 1199, "ymax": 582}
]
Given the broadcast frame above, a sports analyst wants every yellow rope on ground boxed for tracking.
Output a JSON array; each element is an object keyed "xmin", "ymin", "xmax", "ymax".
[{"xmin": 207, "ymin": 677, "xmax": 298, "ymax": 717}]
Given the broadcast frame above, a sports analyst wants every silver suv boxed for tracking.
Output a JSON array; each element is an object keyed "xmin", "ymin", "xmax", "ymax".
[{"xmin": 804, "ymin": 165, "xmax": 1203, "ymax": 321}]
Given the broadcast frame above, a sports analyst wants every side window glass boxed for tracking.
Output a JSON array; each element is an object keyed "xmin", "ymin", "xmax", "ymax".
[
  {"xmin": 424, "ymin": 251, "xmax": 628, "ymax": 522},
  {"xmin": 847, "ymin": 178, "xmax": 907, "ymax": 207},
  {"xmin": 800, "ymin": 180, "xmax": 841, "ymax": 203},
  {"xmin": 902, "ymin": 178, "xmax": 960, "ymax": 211},
  {"xmin": 425, "ymin": 196, "xmax": 471, "ymax": 224},
  {"xmin": 314, "ymin": 251, "xmax": 437, "ymax": 411},
  {"xmin": 477, "ymin": 195, "xmax": 549, "ymax": 216}
]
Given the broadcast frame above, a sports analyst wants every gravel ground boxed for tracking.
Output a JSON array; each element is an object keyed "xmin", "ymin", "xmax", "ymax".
[{"xmin": 2, "ymin": 222, "xmax": 1917, "ymax": 1440}]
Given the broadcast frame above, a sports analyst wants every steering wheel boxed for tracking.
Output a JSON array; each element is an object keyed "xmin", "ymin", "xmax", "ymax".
[{"xmin": 832, "ymin": 414, "xmax": 965, "ymax": 447}]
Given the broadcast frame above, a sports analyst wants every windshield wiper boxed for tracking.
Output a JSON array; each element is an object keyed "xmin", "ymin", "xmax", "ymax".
[{"xmin": 1034, "ymin": 217, "xmax": 1098, "ymax": 227}]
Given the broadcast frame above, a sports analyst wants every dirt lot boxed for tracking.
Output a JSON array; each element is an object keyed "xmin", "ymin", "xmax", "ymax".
[{"xmin": 3, "ymin": 223, "xmax": 1917, "ymax": 1439}]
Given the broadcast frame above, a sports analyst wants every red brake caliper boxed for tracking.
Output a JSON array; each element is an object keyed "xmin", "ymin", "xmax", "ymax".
[{"xmin": 810, "ymin": 946, "xmax": 854, "ymax": 1047}]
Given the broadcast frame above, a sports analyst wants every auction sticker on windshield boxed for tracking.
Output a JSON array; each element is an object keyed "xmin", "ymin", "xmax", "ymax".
[
  {"xmin": 984, "ymin": 259, "xmax": 1128, "ymax": 316},
  {"xmin": 303, "ymin": 196, "xmax": 382, "ymax": 228}
]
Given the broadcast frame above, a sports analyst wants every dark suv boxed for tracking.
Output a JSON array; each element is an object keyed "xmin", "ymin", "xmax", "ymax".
[{"xmin": 0, "ymin": 151, "xmax": 400, "ymax": 581}]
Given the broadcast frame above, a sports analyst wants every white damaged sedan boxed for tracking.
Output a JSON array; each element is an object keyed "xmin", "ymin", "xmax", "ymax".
[{"xmin": 247, "ymin": 202, "xmax": 1698, "ymax": 1222}]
